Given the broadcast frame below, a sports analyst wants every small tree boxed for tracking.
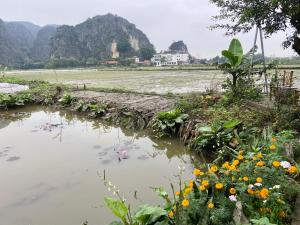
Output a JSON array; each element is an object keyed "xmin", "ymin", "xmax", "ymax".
[
  {"xmin": 210, "ymin": 0, "xmax": 300, "ymax": 55},
  {"xmin": 139, "ymin": 47, "xmax": 156, "ymax": 61},
  {"xmin": 220, "ymin": 39, "xmax": 261, "ymax": 101}
]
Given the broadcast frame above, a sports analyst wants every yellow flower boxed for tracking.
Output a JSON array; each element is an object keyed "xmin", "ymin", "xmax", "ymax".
[
  {"xmin": 272, "ymin": 161, "xmax": 280, "ymax": 167},
  {"xmin": 215, "ymin": 183, "xmax": 224, "ymax": 190},
  {"xmin": 208, "ymin": 202, "xmax": 214, "ymax": 209},
  {"xmin": 229, "ymin": 165, "xmax": 237, "ymax": 171},
  {"xmin": 239, "ymin": 150, "xmax": 244, "ymax": 155},
  {"xmin": 189, "ymin": 180, "xmax": 194, "ymax": 188},
  {"xmin": 288, "ymin": 166, "xmax": 298, "ymax": 174},
  {"xmin": 210, "ymin": 165, "xmax": 218, "ymax": 173},
  {"xmin": 230, "ymin": 188, "xmax": 236, "ymax": 195},
  {"xmin": 243, "ymin": 176, "xmax": 249, "ymax": 182},
  {"xmin": 185, "ymin": 187, "xmax": 192, "ymax": 195},
  {"xmin": 269, "ymin": 145, "xmax": 276, "ymax": 151},
  {"xmin": 231, "ymin": 176, "xmax": 235, "ymax": 182},
  {"xmin": 202, "ymin": 180, "xmax": 209, "ymax": 188},
  {"xmin": 257, "ymin": 153, "xmax": 263, "ymax": 158},
  {"xmin": 256, "ymin": 177, "xmax": 263, "ymax": 183},
  {"xmin": 232, "ymin": 160, "xmax": 240, "ymax": 166},
  {"xmin": 237, "ymin": 155, "xmax": 244, "ymax": 160},
  {"xmin": 260, "ymin": 188, "xmax": 269, "ymax": 199},
  {"xmin": 182, "ymin": 199, "xmax": 189, "ymax": 207},
  {"xmin": 247, "ymin": 189, "xmax": 254, "ymax": 195},
  {"xmin": 256, "ymin": 161, "xmax": 265, "ymax": 167},
  {"xmin": 252, "ymin": 156, "xmax": 257, "ymax": 161},
  {"xmin": 222, "ymin": 161, "xmax": 230, "ymax": 169},
  {"xmin": 175, "ymin": 191, "xmax": 180, "ymax": 196},
  {"xmin": 168, "ymin": 211, "xmax": 174, "ymax": 218},
  {"xmin": 194, "ymin": 168, "xmax": 202, "ymax": 177},
  {"xmin": 199, "ymin": 185, "xmax": 206, "ymax": 191}
]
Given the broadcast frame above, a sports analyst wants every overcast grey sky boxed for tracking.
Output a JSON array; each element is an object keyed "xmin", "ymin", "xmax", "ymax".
[{"xmin": 0, "ymin": 0, "xmax": 297, "ymax": 58}]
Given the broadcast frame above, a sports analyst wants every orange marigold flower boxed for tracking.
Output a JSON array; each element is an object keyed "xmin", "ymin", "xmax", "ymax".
[
  {"xmin": 233, "ymin": 160, "xmax": 240, "ymax": 166},
  {"xmin": 208, "ymin": 202, "xmax": 214, "ymax": 209},
  {"xmin": 210, "ymin": 165, "xmax": 218, "ymax": 173},
  {"xmin": 222, "ymin": 161, "xmax": 230, "ymax": 169},
  {"xmin": 182, "ymin": 199, "xmax": 189, "ymax": 207},
  {"xmin": 247, "ymin": 189, "xmax": 255, "ymax": 195},
  {"xmin": 202, "ymin": 180, "xmax": 209, "ymax": 188},
  {"xmin": 199, "ymin": 185, "xmax": 206, "ymax": 191},
  {"xmin": 243, "ymin": 176, "xmax": 249, "ymax": 182},
  {"xmin": 269, "ymin": 145, "xmax": 276, "ymax": 151},
  {"xmin": 260, "ymin": 188, "xmax": 269, "ymax": 199},
  {"xmin": 272, "ymin": 161, "xmax": 280, "ymax": 167},
  {"xmin": 215, "ymin": 183, "xmax": 224, "ymax": 190},
  {"xmin": 229, "ymin": 165, "xmax": 237, "ymax": 171},
  {"xmin": 175, "ymin": 191, "xmax": 180, "ymax": 196},
  {"xmin": 194, "ymin": 168, "xmax": 202, "ymax": 176},
  {"xmin": 288, "ymin": 166, "xmax": 298, "ymax": 174},
  {"xmin": 256, "ymin": 177, "xmax": 263, "ymax": 183},
  {"xmin": 230, "ymin": 188, "xmax": 236, "ymax": 195},
  {"xmin": 256, "ymin": 161, "xmax": 265, "ymax": 167},
  {"xmin": 189, "ymin": 180, "xmax": 194, "ymax": 188}
]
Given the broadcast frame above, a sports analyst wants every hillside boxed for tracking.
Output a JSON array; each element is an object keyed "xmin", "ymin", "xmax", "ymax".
[
  {"xmin": 50, "ymin": 14, "xmax": 155, "ymax": 60},
  {"xmin": 0, "ymin": 14, "xmax": 155, "ymax": 67}
]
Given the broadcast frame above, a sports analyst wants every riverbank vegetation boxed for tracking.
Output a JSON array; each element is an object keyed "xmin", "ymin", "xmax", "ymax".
[{"xmin": 0, "ymin": 38, "xmax": 300, "ymax": 225}]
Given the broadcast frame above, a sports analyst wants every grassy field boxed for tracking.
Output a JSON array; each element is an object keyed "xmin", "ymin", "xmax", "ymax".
[{"xmin": 5, "ymin": 68, "xmax": 300, "ymax": 94}]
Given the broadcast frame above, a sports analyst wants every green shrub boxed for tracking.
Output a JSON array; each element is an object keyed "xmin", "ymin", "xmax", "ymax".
[{"xmin": 152, "ymin": 109, "xmax": 188, "ymax": 137}]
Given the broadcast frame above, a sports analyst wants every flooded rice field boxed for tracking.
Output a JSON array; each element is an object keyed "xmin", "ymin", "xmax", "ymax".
[
  {"xmin": 0, "ymin": 106, "xmax": 200, "ymax": 225},
  {"xmin": 7, "ymin": 68, "xmax": 300, "ymax": 94}
]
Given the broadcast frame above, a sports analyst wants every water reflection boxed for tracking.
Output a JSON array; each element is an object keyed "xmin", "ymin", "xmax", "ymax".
[{"xmin": 0, "ymin": 106, "xmax": 202, "ymax": 225}]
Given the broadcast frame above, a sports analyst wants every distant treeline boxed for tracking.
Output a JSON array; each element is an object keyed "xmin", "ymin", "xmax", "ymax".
[{"xmin": 195, "ymin": 55, "xmax": 300, "ymax": 66}]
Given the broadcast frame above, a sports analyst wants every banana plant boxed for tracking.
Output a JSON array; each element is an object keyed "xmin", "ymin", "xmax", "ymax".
[{"xmin": 220, "ymin": 38, "xmax": 245, "ymax": 88}]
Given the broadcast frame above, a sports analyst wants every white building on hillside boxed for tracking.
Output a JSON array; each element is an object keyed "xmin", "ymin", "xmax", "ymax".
[{"xmin": 151, "ymin": 52, "xmax": 190, "ymax": 66}]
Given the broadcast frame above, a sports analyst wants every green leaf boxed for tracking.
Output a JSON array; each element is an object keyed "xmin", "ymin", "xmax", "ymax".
[
  {"xmin": 222, "ymin": 50, "xmax": 238, "ymax": 66},
  {"xmin": 198, "ymin": 126, "xmax": 213, "ymax": 133},
  {"xmin": 134, "ymin": 205, "xmax": 166, "ymax": 224},
  {"xmin": 104, "ymin": 197, "xmax": 128, "ymax": 222},
  {"xmin": 223, "ymin": 119, "xmax": 241, "ymax": 129},
  {"xmin": 229, "ymin": 38, "xmax": 243, "ymax": 58}
]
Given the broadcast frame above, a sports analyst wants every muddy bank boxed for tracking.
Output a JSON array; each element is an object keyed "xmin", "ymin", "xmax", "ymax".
[{"xmin": 72, "ymin": 91, "xmax": 175, "ymax": 115}]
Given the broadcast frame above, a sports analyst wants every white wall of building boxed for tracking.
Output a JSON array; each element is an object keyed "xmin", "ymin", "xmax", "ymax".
[{"xmin": 151, "ymin": 52, "xmax": 190, "ymax": 66}]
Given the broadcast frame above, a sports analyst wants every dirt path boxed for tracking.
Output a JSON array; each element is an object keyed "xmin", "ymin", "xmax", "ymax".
[{"xmin": 72, "ymin": 91, "xmax": 175, "ymax": 116}]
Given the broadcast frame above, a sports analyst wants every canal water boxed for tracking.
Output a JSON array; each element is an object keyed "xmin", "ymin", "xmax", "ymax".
[{"xmin": 0, "ymin": 106, "xmax": 200, "ymax": 225}]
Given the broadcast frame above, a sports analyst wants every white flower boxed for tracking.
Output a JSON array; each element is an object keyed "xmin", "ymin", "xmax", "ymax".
[
  {"xmin": 255, "ymin": 183, "xmax": 262, "ymax": 187},
  {"xmin": 273, "ymin": 185, "xmax": 280, "ymax": 189},
  {"xmin": 263, "ymin": 200, "xmax": 267, "ymax": 204},
  {"xmin": 248, "ymin": 184, "xmax": 254, "ymax": 189},
  {"xmin": 280, "ymin": 161, "xmax": 291, "ymax": 169},
  {"xmin": 229, "ymin": 195, "xmax": 237, "ymax": 202}
]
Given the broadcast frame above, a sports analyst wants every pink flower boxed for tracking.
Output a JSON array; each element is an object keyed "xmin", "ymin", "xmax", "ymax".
[
  {"xmin": 229, "ymin": 195, "xmax": 237, "ymax": 202},
  {"xmin": 280, "ymin": 161, "xmax": 291, "ymax": 169}
]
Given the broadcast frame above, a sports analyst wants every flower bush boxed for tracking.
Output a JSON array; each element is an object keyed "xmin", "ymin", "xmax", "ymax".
[{"xmin": 105, "ymin": 128, "xmax": 299, "ymax": 225}]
